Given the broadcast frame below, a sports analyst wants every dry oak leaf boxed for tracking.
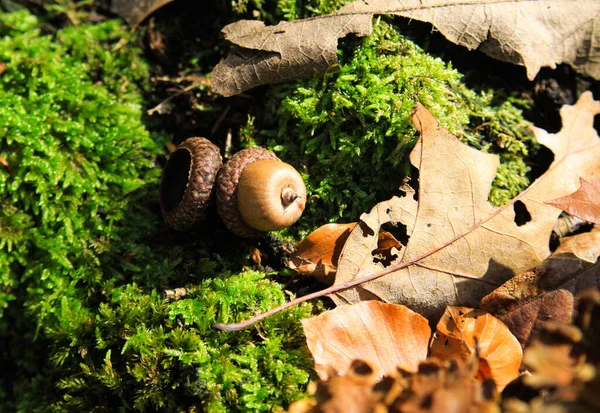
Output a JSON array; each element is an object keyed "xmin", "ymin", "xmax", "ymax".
[
  {"xmin": 302, "ymin": 300, "xmax": 430, "ymax": 380},
  {"xmin": 430, "ymin": 306, "xmax": 522, "ymax": 391},
  {"xmin": 110, "ymin": 0, "xmax": 176, "ymax": 27},
  {"xmin": 547, "ymin": 178, "xmax": 600, "ymax": 225},
  {"xmin": 331, "ymin": 92, "xmax": 600, "ymax": 321},
  {"xmin": 210, "ymin": 0, "xmax": 600, "ymax": 96},
  {"xmin": 480, "ymin": 228, "xmax": 600, "ymax": 348}
]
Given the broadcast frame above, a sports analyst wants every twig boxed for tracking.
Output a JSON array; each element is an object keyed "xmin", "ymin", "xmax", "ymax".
[{"xmin": 213, "ymin": 130, "xmax": 596, "ymax": 332}]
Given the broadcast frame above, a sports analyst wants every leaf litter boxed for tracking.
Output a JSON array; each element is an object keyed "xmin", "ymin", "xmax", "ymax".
[
  {"xmin": 214, "ymin": 91, "xmax": 600, "ymax": 332},
  {"xmin": 332, "ymin": 92, "xmax": 600, "ymax": 320},
  {"xmin": 211, "ymin": 0, "xmax": 600, "ymax": 96}
]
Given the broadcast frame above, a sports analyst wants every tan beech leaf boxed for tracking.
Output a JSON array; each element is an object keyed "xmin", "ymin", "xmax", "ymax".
[
  {"xmin": 302, "ymin": 301, "xmax": 430, "ymax": 380},
  {"xmin": 480, "ymin": 228, "xmax": 600, "ymax": 348},
  {"xmin": 332, "ymin": 92, "xmax": 600, "ymax": 321},
  {"xmin": 430, "ymin": 307, "xmax": 522, "ymax": 391},
  {"xmin": 290, "ymin": 223, "xmax": 357, "ymax": 282},
  {"xmin": 547, "ymin": 178, "xmax": 600, "ymax": 225},
  {"xmin": 111, "ymin": 0, "xmax": 176, "ymax": 27},
  {"xmin": 211, "ymin": 0, "xmax": 600, "ymax": 96}
]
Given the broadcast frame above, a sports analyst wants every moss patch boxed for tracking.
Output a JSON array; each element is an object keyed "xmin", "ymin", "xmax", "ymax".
[
  {"xmin": 258, "ymin": 18, "xmax": 535, "ymax": 234},
  {"xmin": 0, "ymin": 9, "xmax": 312, "ymax": 412}
]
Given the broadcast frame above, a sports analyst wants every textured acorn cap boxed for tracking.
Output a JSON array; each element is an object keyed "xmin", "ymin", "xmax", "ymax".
[
  {"xmin": 216, "ymin": 147, "xmax": 278, "ymax": 238},
  {"xmin": 160, "ymin": 137, "xmax": 222, "ymax": 231}
]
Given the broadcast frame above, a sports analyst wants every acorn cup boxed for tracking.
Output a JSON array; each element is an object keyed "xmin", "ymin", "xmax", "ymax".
[{"xmin": 159, "ymin": 137, "xmax": 222, "ymax": 231}]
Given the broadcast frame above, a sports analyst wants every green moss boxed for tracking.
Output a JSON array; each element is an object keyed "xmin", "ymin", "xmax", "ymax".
[
  {"xmin": 259, "ymin": 19, "xmax": 534, "ymax": 234},
  {"xmin": 0, "ymin": 9, "xmax": 312, "ymax": 412}
]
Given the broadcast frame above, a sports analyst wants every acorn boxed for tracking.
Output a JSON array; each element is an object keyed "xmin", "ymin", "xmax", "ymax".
[
  {"xmin": 216, "ymin": 147, "xmax": 306, "ymax": 238},
  {"xmin": 160, "ymin": 137, "xmax": 222, "ymax": 231}
]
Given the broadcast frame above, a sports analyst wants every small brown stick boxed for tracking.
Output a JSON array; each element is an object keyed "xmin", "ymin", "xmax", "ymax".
[{"xmin": 213, "ymin": 136, "xmax": 591, "ymax": 332}]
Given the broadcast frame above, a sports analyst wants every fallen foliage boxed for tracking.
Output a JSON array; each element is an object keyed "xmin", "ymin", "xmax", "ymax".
[
  {"xmin": 110, "ymin": 0, "xmax": 176, "ymax": 27},
  {"xmin": 290, "ymin": 223, "xmax": 402, "ymax": 283},
  {"xmin": 211, "ymin": 0, "xmax": 600, "ymax": 96},
  {"xmin": 547, "ymin": 178, "xmax": 600, "ymax": 225},
  {"xmin": 502, "ymin": 290, "xmax": 600, "ymax": 412},
  {"xmin": 290, "ymin": 223, "xmax": 357, "ymax": 283},
  {"xmin": 302, "ymin": 301, "xmax": 430, "ymax": 380},
  {"xmin": 287, "ymin": 355, "xmax": 499, "ymax": 413},
  {"xmin": 331, "ymin": 92, "xmax": 600, "ymax": 320},
  {"xmin": 481, "ymin": 228, "xmax": 600, "ymax": 348},
  {"xmin": 430, "ymin": 307, "xmax": 522, "ymax": 391}
]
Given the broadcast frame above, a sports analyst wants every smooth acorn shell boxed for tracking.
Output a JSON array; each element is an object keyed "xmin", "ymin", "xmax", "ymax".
[
  {"xmin": 216, "ymin": 147, "xmax": 278, "ymax": 238},
  {"xmin": 237, "ymin": 159, "xmax": 306, "ymax": 232},
  {"xmin": 160, "ymin": 137, "xmax": 222, "ymax": 231}
]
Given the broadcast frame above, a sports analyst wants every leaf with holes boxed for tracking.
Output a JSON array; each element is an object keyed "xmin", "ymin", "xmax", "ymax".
[
  {"xmin": 290, "ymin": 223, "xmax": 403, "ymax": 284},
  {"xmin": 211, "ymin": 0, "xmax": 600, "ymax": 96},
  {"xmin": 331, "ymin": 92, "xmax": 600, "ymax": 321}
]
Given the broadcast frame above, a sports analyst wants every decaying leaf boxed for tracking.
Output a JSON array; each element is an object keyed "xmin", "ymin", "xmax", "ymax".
[
  {"xmin": 480, "ymin": 228, "xmax": 600, "ymax": 348},
  {"xmin": 287, "ymin": 360, "xmax": 391, "ymax": 413},
  {"xmin": 302, "ymin": 301, "xmax": 430, "ymax": 380},
  {"xmin": 211, "ymin": 0, "xmax": 600, "ymax": 96},
  {"xmin": 111, "ymin": 0, "xmax": 176, "ymax": 27},
  {"xmin": 430, "ymin": 307, "xmax": 522, "ymax": 391},
  {"xmin": 547, "ymin": 178, "xmax": 600, "ymax": 225},
  {"xmin": 502, "ymin": 291, "xmax": 600, "ymax": 412},
  {"xmin": 290, "ymin": 223, "xmax": 402, "ymax": 283},
  {"xmin": 290, "ymin": 223, "xmax": 357, "ymax": 283},
  {"xmin": 331, "ymin": 92, "xmax": 600, "ymax": 321},
  {"xmin": 287, "ymin": 356, "xmax": 499, "ymax": 413}
]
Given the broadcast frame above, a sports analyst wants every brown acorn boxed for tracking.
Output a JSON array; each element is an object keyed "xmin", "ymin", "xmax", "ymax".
[
  {"xmin": 160, "ymin": 137, "xmax": 222, "ymax": 231},
  {"xmin": 216, "ymin": 147, "xmax": 306, "ymax": 238}
]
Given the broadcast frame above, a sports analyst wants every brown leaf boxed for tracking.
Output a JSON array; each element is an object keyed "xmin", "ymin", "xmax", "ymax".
[
  {"xmin": 290, "ymin": 223, "xmax": 402, "ymax": 283},
  {"xmin": 480, "ymin": 229, "xmax": 600, "ymax": 348},
  {"xmin": 211, "ymin": 0, "xmax": 600, "ymax": 96},
  {"xmin": 287, "ymin": 357, "xmax": 499, "ymax": 413},
  {"xmin": 547, "ymin": 178, "xmax": 600, "ymax": 225},
  {"xmin": 302, "ymin": 301, "xmax": 430, "ymax": 380},
  {"xmin": 502, "ymin": 290, "xmax": 600, "ymax": 412},
  {"xmin": 287, "ymin": 360, "xmax": 391, "ymax": 413},
  {"xmin": 290, "ymin": 223, "xmax": 357, "ymax": 282},
  {"xmin": 331, "ymin": 92, "xmax": 600, "ymax": 320},
  {"xmin": 110, "ymin": 0, "xmax": 176, "ymax": 27},
  {"xmin": 430, "ymin": 307, "xmax": 522, "ymax": 391}
]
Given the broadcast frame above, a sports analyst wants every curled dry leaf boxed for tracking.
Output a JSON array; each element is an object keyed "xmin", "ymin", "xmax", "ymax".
[
  {"xmin": 502, "ymin": 291, "xmax": 600, "ymax": 412},
  {"xmin": 331, "ymin": 92, "xmax": 600, "ymax": 321},
  {"xmin": 287, "ymin": 356, "xmax": 499, "ymax": 413},
  {"xmin": 211, "ymin": 0, "xmax": 600, "ymax": 96},
  {"xmin": 481, "ymin": 228, "xmax": 600, "ymax": 348},
  {"xmin": 111, "ymin": 0, "xmax": 176, "ymax": 27},
  {"xmin": 302, "ymin": 301, "xmax": 430, "ymax": 380},
  {"xmin": 287, "ymin": 360, "xmax": 391, "ymax": 413},
  {"xmin": 547, "ymin": 178, "xmax": 600, "ymax": 225},
  {"xmin": 290, "ymin": 223, "xmax": 357, "ymax": 283},
  {"xmin": 430, "ymin": 307, "xmax": 522, "ymax": 391},
  {"xmin": 290, "ymin": 223, "xmax": 402, "ymax": 284}
]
